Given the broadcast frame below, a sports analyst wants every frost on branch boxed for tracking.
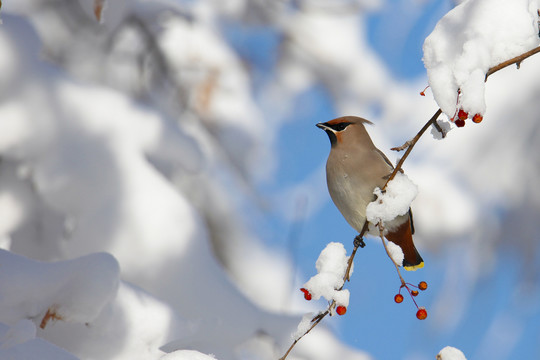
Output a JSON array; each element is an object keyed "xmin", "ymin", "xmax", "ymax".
[
  {"xmin": 302, "ymin": 242, "xmax": 350, "ymax": 309},
  {"xmin": 423, "ymin": 0, "xmax": 540, "ymax": 119},
  {"xmin": 366, "ymin": 172, "xmax": 418, "ymax": 225}
]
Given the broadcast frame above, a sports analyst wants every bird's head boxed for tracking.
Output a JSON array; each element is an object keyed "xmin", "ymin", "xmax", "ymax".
[{"xmin": 316, "ymin": 116, "xmax": 373, "ymax": 147}]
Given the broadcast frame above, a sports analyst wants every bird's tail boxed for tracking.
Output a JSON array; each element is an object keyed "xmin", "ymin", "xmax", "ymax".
[{"xmin": 385, "ymin": 215, "xmax": 424, "ymax": 271}]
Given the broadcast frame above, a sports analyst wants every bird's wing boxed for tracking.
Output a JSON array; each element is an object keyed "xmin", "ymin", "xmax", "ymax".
[{"xmin": 373, "ymin": 148, "xmax": 395, "ymax": 170}]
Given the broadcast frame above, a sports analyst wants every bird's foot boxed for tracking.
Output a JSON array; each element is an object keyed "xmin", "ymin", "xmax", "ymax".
[{"xmin": 354, "ymin": 234, "xmax": 366, "ymax": 248}]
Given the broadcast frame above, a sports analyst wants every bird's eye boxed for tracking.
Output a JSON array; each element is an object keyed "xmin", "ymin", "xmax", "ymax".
[{"xmin": 333, "ymin": 122, "xmax": 350, "ymax": 131}]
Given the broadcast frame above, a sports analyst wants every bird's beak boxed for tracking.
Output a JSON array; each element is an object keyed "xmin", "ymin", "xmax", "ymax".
[
  {"xmin": 316, "ymin": 122, "xmax": 329, "ymax": 131},
  {"xmin": 317, "ymin": 122, "xmax": 337, "ymax": 146}
]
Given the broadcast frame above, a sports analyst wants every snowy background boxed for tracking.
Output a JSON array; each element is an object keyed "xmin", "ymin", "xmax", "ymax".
[{"xmin": 1, "ymin": 0, "xmax": 540, "ymax": 359}]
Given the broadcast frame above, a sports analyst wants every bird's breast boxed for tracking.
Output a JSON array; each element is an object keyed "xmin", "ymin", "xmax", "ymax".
[{"xmin": 326, "ymin": 162, "xmax": 374, "ymax": 232}]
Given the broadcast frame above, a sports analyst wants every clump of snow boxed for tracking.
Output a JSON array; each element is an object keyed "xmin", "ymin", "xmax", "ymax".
[
  {"xmin": 423, "ymin": 0, "xmax": 540, "ymax": 119},
  {"xmin": 332, "ymin": 289, "xmax": 350, "ymax": 309},
  {"xmin": 386, "ymin": 241, "xmax": 405, "ymax": 265},
  {"xmin": 431, "ymin": 120, "xmax": 452, "ymax": 140},
  {"xmin": 42, "ymin": 280, "xmax": 190, "ymax": 360},
  {"xmin": 0, "ymin": 250, "xmax": 119, "ymax": 326},
  {"xmin": 292, "ymin": 313, "xmax": 316, "ymax": 341},
  {"xmin": 436, "ymin": 346, "xmax": 467, "ymax": 360},
  {"xmin": 303, "ymin": 243, "xmax": 350, "ymax": 307},
  {"xmin": 160, "ymin": 350, "xmax": 216, "ymax": 360},
  {"xmin": 366, "ymin": 172, "xmax": 418, "ymax": 224}
]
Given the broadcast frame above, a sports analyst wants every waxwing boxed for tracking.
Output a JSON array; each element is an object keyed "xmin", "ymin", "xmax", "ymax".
[{"xmin": 317, "ymin": 116, "xmax": 423, "ymax": 270}]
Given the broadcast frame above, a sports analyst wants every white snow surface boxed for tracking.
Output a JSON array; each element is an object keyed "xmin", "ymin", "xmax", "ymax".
[
  {"xmin": 303, "ymin": 242, "xmax": 351, "ymax": 307},
  {"xmin": 160, "ymin": 350, "xmax": 216, "ymax": 360},
  {"xmin": 385, "ymin": 240, "xmax": 405, "ymax": 266},
  {"xmin": 437, "ymin": 346, "xmax": 467, "ymax": 360},
  {"xmin": 423, "ymin": 0, "xmax": 540, "ymax": 119},
  {"xmin": 0, "ymin": 250, "xmax": 119, "ymax": 325},
  {"xmin": 292, "ymin": 313, "xmax": 316, "ymax": 341},
  {"xmin": 366, "ymin": 172, "xmax": 418, "ymax": 225}
]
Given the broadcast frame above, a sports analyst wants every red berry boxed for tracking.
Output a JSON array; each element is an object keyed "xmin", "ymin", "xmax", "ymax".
[
  {"xmin": 472, "ymin": 113, "xmax": 483, "ymax": 123},
  {"xmin": 416, "ymin": 307, "xmax": 428, "ymax": 320},
  {"xmin": 455, "ymin": 118, "xmax": 465, "ymax": 127},
  {"xmin": 394, "ymin": 294, "xmax": 404, "ymax": 303},
  {"xmin": 336, "ymin": 305, "xmax": 347, "ymax": 315},
  {"xmin": 300, "ymin": 288, "xmax": 312, "ymax": 301},
  {"xmin": 411, "ymin": 290, "xmax": 419, "ymax": 297},
  {"xmin": 457, "ymin": 109, "xmax": 468, "ymax": 120},
  {"xmin": 418, "ymin": 281, "xmax": 428, "ymax": 291}
]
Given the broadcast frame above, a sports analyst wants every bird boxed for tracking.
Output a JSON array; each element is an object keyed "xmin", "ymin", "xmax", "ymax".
[{"xmin": 316, "ymin": 116, "xmax": 423, "ymax": 271}]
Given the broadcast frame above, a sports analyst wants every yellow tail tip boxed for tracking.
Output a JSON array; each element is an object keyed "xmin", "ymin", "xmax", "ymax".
[{"xmin": 404, "ymin": 261, "xmax": 424, "ymax": 271}]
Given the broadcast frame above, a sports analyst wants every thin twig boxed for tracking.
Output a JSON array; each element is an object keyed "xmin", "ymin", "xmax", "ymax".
[
  {"xmin": 485, "ymin": 46, "xmax": 540, "ymax": 79},
  {"xmin": 383, "ymin": 108, "xmax": 442, "ymax": 189},
  {"xmin": 378, "ymin": 223, "xmax": 406, "ymax": 286},
  {"xmin": 278, "ymin": 310, "xmax": 328, "ymax": 360}
]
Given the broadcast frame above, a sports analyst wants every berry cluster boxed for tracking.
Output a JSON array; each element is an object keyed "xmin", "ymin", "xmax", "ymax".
[
  {"xmin": 452, "ymin": 109, "xmax": 483, "ymax": 127},
  {"xmin": 394, "ymin": 281, "xmax": 429, "ymax": 320},
  {"xmin": 420, "ymin": 86, "xmax": 484, "ymax": 127},
  {"xmin": 300, "ymin": 288, "xmax": 348, "ymax": 316}
]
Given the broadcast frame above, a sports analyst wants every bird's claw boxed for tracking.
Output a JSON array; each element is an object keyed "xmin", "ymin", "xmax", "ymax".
[{"xmin": 354, "ymin": 235, "xmax": 366, "ymax": 248}]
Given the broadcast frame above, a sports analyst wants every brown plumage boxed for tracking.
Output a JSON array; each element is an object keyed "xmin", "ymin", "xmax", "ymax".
[{"xmin": 317, "ymin": 116, "xmax": 423, "ymax": 270}]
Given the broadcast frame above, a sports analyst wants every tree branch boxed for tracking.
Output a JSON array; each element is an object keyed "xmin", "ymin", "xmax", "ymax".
[
  {"xmin": 383, "ymin": 44, "xmax": 540, "ymax": 190},
  {"xmin": 485, "ymin": 46, "xmax": 540, "ymax": 79},
  {"xmin": 279, "ymin": 223, "xmax": 368, "ymax": 360}
]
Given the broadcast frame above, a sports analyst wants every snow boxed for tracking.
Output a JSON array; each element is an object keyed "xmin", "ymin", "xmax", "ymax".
[
  {"xmin": 160, "ymin": 350, "xmax": 216, "ymax": 360},
  {"xmin": 0, "ymin": 250, "xmax": 119, "ymax": 326},
  {"xmin": 437, "ymin": 346, "xmax": 467, "ymax": 360},
  {"xmin": 423, "ymin": 0, "xmax": 540, "ymax": 119},
  {"xmin": 41, "ymin": 281, "xmax": 184, "ymax": 360},
  {"xmin": 303, "ymin": 243, "xmax": 351, "ymax": 307},
  {"xmin": 0, "ymin": 336, "xmax": 79, "ymax": 360},
  {"xmin": 292, "ymin": 313, "xmax": 316, "ymax": 340},
  {"xmin": 430, "ymin": 119, "xmax": 452, "ymax": 140},
  {"xmin": 386, "ymin": 240, "xmax": 405, "ymax": 266},
  {"xmin": 0, "ymin": 10, "xmax": 304, "ymax": 360},
  {"xmin": 366, "ymin": 172, "xmax": 418, "ymax": 225},
  {"xmin": 0, "ymin": 320, "xmax": 36, "ymax": 350},
  {"xmin": 1, "ymin": 0, "xmax": 540, "ymax": 359}
]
